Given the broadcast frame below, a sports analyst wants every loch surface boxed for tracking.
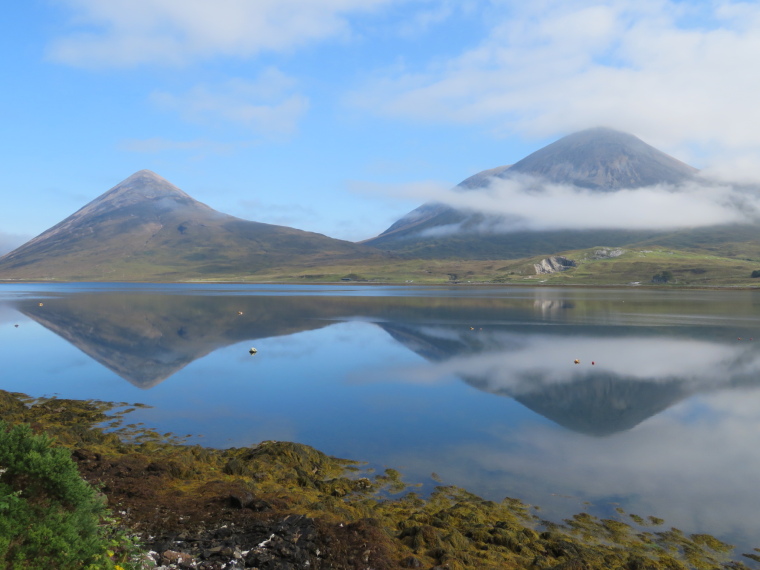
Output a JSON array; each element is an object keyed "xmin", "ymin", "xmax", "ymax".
[{"xmin": 2, "ymin": 283, "xmax": 760, "ymax": 551}]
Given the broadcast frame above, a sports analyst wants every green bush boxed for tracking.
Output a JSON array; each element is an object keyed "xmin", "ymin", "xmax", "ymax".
[
  {"xmin": 651, "ymin": 270, "xmax": 673, "ymax": 284},
  {"xmin": 751, "ymin": 270, "xmax": 760, "ymax": 278},
  {"xmin": 0, "ymin": 421, "xmax": 116, "ymax": 569}
]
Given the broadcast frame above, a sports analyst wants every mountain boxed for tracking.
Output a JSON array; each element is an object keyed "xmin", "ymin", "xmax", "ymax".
[
  {"xmin": 505, "ymin": 127, "xmax": 697, "ymax": 190},
  {"xmin": 0, "ymin": 170, "xmax": 376, "ymax": 280},
  {"xmin": 362, "ymin": 128, "xmax": 708, "ymax": 259}
]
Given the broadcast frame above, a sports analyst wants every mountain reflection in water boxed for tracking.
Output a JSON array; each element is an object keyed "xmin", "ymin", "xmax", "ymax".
[
  {"xmin": 13, "ymin": 288, "xmax": 760, "ymax": 437},
  {"xmin": 4, "ymin": 285, "xmax": 760, "ymax": 553}
]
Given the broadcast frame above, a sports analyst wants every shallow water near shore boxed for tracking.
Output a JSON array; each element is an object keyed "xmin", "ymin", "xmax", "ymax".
[{"xmin": 2, "ymin": 283, "xmax": 760, "ymax": 555}]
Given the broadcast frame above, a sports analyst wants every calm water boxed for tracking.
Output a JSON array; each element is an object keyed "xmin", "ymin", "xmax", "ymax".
[{"xmin": 2, "ymin": 283, "xmax": 760, "ymax": 552}]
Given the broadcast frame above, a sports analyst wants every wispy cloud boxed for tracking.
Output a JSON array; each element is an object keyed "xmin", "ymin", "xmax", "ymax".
[
  {"xmin": 49, "ymin": 0, "xmax": 401, "ymax": 67},
  {"xmin": 118, "ymin": 137, "xmax": 238, "ymax": 155},
  {"xmin": 237, "ymin": 198, "xmax": 320, "ymax": 229},
  {"xmin": 151, "ymin": 70, "xmax": 309, "ymax": 137},
  {"xmin": 350, "ymin": 0, "xmax": 760, "ymax": 171},
  {"xmin": 0, "ymin": 232, "xmax": 31, "ymax": 256}
]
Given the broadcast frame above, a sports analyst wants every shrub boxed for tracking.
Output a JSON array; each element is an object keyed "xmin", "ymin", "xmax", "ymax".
[
  {"xmin": 651, "ymin": 270, "xmax": 673, "ymax": 284},
  {"xmin": 751, "ymin": 270, "xmax": 760, "ymax": 278},
  {"xmin": 0, "ymin": 421, "xmax": 116, "ymax": 569}
]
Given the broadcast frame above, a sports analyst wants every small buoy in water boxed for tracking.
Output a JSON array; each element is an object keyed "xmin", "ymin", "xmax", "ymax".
[
  {"xmin": 249, "ymin": 347, "xmax": 258, "ymax": 355},
  {"xmin": 38, "ymin": 303, "xmax": 43, "ymax": 307},
  {"xmin": 14, "ymin": 324, "xmax": 18, "ymax": 328},
  {"xmin": 237, "ymin": 311, "xmax": 244, "ymax": 315},
  {"xmin": 738, "ymin": 337, "xmax": 742, "ymax": 341},
  {"xmin": 591, "ymin": 361, "xmax": 595, "ymax": 365},
  {"xmin": 469, "ymin": 327, "xmax": 474, "ymax": 330},
  {"xmin": 573, "ymin": 359, "xmax": 580, "ymax": 364}
]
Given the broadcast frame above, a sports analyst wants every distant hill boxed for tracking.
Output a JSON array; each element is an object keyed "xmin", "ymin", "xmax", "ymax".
[
  {"xmin": 0, "ymin": 170, "xmax": 377, "ymax": 280},
  {"xmin": 362, "ymin": 128, "xmax": 752, "ymax": 259}
]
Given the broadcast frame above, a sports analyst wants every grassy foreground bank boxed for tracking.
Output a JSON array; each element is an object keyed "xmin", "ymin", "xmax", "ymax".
[{"xmin": 0, "ymin": 389, "xmax": 757, "ymax": 570}]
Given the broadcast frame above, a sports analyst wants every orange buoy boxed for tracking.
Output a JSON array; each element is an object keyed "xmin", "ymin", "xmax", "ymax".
[{"xmin": 573, "ymin": 359, "xmax": 580, "ymax": 364}]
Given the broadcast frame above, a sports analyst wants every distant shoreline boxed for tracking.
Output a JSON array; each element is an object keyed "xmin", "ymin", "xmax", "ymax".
[{"xmin": 1, "ymin": 278, "xmax": 758, "ymax": 291}]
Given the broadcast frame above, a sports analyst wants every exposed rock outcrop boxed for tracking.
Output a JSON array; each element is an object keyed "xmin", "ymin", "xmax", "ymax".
[
  {"xmin": 593, "ymin": 248, "xmax": 625, "ymax": 259},
  {"xmin": 534, "ymin": 256, "xmax": 576, "ymax": 274}
]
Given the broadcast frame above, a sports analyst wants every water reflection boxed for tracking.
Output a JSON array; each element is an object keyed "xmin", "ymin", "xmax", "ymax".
[
  {"xmin": 381, "ymin": 324, "xmax": 760, "ymax": 435},
  {"xmin": 8, "ymin": 288, "xmax": 760, "ymax": 439},
  {"xmin": 13, "ymin": 294, "xmax": 344, "ymax": 388}
]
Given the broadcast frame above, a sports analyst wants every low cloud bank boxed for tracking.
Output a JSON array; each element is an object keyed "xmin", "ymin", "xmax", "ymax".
[{"xmin": 414, "ymin": 173, "xmax": 760, "ymax": 235}]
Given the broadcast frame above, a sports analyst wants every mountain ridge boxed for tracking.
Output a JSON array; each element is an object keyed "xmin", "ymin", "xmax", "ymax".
[{"xmin": 0, "ymin": 170, "xmax": 376, "ymax": 280}]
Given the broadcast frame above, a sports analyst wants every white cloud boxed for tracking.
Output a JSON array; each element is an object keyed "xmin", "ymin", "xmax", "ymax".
[
  {"xmin": 151, "ymin": 70, "xmax": 309, "ymax": 136},
  {"xmin": 350, "ymin": 0, "xmax": 760, "ymax": 172},
  {"xmin": 440, "ymin": 175, "xmax": 760, "ymax": 231},
  {"xmin": 49, "ymin": 0, "xmax": 401, "ymax": 67},
  {"xmin": 118, "ymin": 137, "xmax": 237, "ymax": 154},
  {"xmin": 394, "ymin": 0, "xmax": 472, "ymax": 37},
  {"xmin": 359, "ymin": 173, "xmax": 760, "ymax": 232}
]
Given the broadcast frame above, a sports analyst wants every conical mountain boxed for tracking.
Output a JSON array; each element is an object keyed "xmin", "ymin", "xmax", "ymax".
[
  {"xmin": 0, "ymin": 170, "xmax": 375, "ymax": 280},
  {"xmin": 363, "ymin": 128, "xmax": 702, "ymax": 258},
  {"xmin": 506, "ymin": 127, "xmax": 697, "ymax": 190}
]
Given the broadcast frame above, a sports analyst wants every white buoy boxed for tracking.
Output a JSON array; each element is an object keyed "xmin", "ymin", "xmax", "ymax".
[{"xmin": 249, "ymin": 347, "xmax": 258, "ymax": 355}]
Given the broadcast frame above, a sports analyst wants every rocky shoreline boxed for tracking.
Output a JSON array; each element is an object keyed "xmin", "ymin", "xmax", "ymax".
[{"xmin": 2, "ymin": 389, "xmax": 758, "ymax": 570}]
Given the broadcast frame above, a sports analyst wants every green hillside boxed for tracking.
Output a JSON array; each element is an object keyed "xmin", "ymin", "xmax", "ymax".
[{"xmin": 153, "ymin": 245, "xmax": 760, "ymax": 288}]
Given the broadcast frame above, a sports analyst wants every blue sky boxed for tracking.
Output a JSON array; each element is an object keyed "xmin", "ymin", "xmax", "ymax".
[{"xmin": 3, "ymin": 0, "xmax": 760, "ymax": 253}]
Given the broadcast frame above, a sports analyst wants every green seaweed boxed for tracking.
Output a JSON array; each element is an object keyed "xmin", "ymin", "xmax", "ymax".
[{"xmin": 0, "ymin": 388, "xmax": 757, "ymax": 570}]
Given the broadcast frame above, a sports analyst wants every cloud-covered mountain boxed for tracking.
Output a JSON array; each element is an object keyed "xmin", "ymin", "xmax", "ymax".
[
  {"xmin": 363, "ymin": 128, "xmax": 758, "ymax": 259},
  {"xmin": 0, "ymin": 170, "xmax": 376, "ymax": 280}
]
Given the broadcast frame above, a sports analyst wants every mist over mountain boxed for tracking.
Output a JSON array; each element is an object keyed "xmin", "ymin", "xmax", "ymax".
[
  {"xmin": 363, "ymin": 128, "xmax": 758, "ymax": 259},
  {"xmin": 0, "ymin": 170, "xmax": 376, "ymax": 280}
]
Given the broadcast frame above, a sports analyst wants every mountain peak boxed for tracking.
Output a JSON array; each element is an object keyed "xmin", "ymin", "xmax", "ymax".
[
  {"xmin": 504, "ymin": 127, "xmax": 697, "ymax": 190},
  {"xmin": 97, "ymin": 169, "xmax": 195, "ymax": 205}
]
